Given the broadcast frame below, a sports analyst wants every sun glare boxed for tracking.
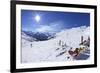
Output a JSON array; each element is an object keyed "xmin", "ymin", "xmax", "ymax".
[{"xmin": 35, "ymin": 15, "xmax": 40, "ymax": 22}]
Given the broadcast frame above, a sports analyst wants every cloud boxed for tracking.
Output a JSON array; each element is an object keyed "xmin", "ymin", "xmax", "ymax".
[
  {"xmin": 35, "ymin": 25, "xmax": 53, "ymax": 32},
  {"xmin": 35, "ymin": 20, "xmax": 64, "ymax": 33}
]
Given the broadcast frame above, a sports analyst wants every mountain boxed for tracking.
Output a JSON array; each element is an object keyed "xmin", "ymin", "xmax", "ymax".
[
  {"xmin": 22, "ymin": 30, "xmax": 56, "ymax": 41},
  {"xmin": 21, "ymin": 31, "xmax": 37, "ymax": 42},
  {"xmin": 21, "ymin": 26, "xmax": 90, "ymax": 63}
]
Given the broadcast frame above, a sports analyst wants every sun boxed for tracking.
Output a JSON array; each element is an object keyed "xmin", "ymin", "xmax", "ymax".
[{"xmin": 35, "ymin": 15, "xmax": 40, "ymax": 22}]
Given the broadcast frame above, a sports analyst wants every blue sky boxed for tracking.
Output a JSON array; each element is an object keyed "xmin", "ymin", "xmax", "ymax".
[{"xmin": 21, "ymin": 10, "xmax": 90, "ymax": 33}]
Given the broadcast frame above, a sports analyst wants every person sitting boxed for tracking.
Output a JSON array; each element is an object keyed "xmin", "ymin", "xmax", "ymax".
[{"xmin": 68, "ymin": 47, "xmax": 84, "ymax": 57}]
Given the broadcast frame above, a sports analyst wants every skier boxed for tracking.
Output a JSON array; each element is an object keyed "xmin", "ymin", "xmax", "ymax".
[{"xmin": 30, "ymin": 43, "xmax": 32, "ymax": 48}]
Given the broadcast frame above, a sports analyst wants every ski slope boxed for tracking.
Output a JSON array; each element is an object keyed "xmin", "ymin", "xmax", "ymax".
[{"xmin": 21, "ymin": 26, "xmax": 90, "ymax": 63}]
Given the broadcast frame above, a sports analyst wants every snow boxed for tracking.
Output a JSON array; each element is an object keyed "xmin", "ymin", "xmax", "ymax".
[{"xmin": 21, "ymin": 26, "xmax": 90, "ymax": 63}]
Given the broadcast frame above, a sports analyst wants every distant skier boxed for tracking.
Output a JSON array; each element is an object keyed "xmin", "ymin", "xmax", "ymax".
[{"xmin": 30, "ymin": 43, "xmax": 32, "ymax": 48}]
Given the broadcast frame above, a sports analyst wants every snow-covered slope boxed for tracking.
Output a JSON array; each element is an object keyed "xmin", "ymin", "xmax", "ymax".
[
  {"xmin": 55, "ymin": 26, "xmax": 90, "ymax": 50},
  {"xmin": 21, "ymin": 26, "xmax": 90, "ymax": 63}
]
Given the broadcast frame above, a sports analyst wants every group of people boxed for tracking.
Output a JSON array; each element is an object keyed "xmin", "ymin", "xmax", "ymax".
[
  {"xmin": 68, "ymin": 36, "xmax": 90, "ymax": 57},
  {"xmin": 68, "ymin": 47, "xmax": 85, "ymax": 57}
]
